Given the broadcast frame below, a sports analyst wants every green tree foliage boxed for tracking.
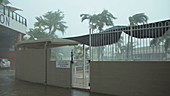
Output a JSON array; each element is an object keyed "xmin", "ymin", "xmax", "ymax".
[
  {"xmin": 80, "ymin": 10, "xmax": 116, "ymax": 60},
  {"xmin": 34, "ymin": 10, "xmax": 68, "ymax": 35},
  {"xmin": 129, "ymin": 13, "xmax": 148, "ymax": 26},
  {"xmin": 74, "ymin": 44, "xmax": 89, "ymax": 60},
  {"xmin": 26, "ymin": 10, "xmax": 67, "ymax": 40},
  {"xmin": 80, "ymin": 13, "xmax": 99, "ymax": 31},
  {"xmin": 27, "ymin": 28, "xmax": 58, "ymax": 40},
  {"xmin": 80, "ymin": 9, "xmax": 117, "ymax": 32},
  {"xmin": 97, "ymin": 10, "xmax": 117, "ymax": 31}
]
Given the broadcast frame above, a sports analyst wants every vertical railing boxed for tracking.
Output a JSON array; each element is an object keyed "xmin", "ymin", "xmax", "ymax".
[{"xmin": 90, "ymin": 20, "xmax": 170, "ymax": 61}]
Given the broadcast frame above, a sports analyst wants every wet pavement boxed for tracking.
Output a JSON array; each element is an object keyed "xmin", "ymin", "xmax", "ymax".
[{"xmin": 0, "ymin": 69, "xmax": 114, "ymax": 96}]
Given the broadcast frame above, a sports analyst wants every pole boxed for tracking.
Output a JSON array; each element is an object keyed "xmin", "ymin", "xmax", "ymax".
[
  {"xmin": 89, "ymin": 28, "xmax": 92, "ymax": 60},
  {"xmin": 83, "ymin": 44, "xmax": 86, "ymax": 87},
  {"xmin": 70, "ymin": 49, "xmax": 74, "ymax": 88},
  {"xmin": 130, "ymin": 26, "xmax": 133, "ymax": 60},
  {"xmin": 44, "ymin": 41, "xmax": 48, "ymax": 85}
]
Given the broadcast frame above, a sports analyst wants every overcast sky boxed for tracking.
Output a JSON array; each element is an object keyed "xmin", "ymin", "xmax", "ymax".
[{"xmin": 10, "ymin": 0, "xmax": 170, "ymax": 37}]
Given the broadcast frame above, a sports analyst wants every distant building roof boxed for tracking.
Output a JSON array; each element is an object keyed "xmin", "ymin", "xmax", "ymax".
[{"xmin": 5, "ymin": 5, "xmax": 22, "ymax": 11}]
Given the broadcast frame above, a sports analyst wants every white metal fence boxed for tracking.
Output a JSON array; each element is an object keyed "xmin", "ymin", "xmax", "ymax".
[{"xmin": 90, "ymin": 20, "xmax": 170, "ymax": 61}]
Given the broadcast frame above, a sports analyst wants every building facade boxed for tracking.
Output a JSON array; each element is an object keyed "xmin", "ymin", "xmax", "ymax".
[{"xmin": 0, "ymin": 4, "xmax": 27, "ymax": 68}]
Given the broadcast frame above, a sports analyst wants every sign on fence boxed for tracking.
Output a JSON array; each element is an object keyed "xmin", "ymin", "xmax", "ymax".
[{"xmin": 56, "ymin": 60, "xmax": 70, "ymax": 68}]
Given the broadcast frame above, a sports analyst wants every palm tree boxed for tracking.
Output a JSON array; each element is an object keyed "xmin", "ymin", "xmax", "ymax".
[
  {"xmin": 128, "ymin": 13, "xmax": 148, "ymax": 59},
  {"xmin": 34, "ymin": 16, "xmax": 45, "ymax": 30},
  {"xmin": 25, "ymin": 10, "xmax": 67, "ymax": 40},
  {"xmin": 80, "ymin": 13, "xmax": 99, "ymax": 60},
  {"xmin": 97, "ymin": 10, "xmax": 117, "ymax": 32},
  {"xmin": 80, "ymin": 10, "xmax": 117, "ymax": 32},
  {"xmin": 34, "ymin": 10, "xmax": 68, "ymax": 36},
  {"xmin": 26, "ymin": 28, "xmax": 58, "ymax": 40},
  {"xmin": 80, "ymin": 13, "xmax": 99, "ymax": 32},
  {"xmin": 80, "ymin": 10, "xmax": 117, "ymax": 60},
  {"xmin": 97, "ymin": 10, "xmax": 117, "ymax": 60},
  {"xmin": 129, "ymin": 13, "xmax": 148, "ymax": 26}
]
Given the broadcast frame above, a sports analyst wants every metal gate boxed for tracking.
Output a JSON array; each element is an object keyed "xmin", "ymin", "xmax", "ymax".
[
  {"xmin": 72, "ymin": 60, "xmax": 90, "ymax": 89},
  {"xmin": 71, "ymin": 45, "xmax": 90, "ymax": 89}
]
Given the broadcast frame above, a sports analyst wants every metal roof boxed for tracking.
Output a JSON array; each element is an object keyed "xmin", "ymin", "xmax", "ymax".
[
  {"xmin": 16, "ymin": 38, "xmax": 79, "ymax": 49},
  {"xmin": 65, "ymin": 19, "xmax": 170, "ymax": 46}
]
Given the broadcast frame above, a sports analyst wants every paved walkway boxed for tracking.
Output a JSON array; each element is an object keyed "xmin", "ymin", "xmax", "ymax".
[{"xmin": 0, "ymin": 69, "xmax": 114, "ymax": 96}]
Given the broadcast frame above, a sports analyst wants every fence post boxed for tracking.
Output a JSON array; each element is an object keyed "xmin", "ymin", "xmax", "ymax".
[
  {"xmin": 89, "ymin": 28, "xmax": 92, "ymax": 61},
  {"xmin": 130, "ymin": 26, "xmax": 134, "ymax": 60}
]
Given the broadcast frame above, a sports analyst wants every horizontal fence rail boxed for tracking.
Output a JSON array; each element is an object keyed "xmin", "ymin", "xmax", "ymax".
[
  {"xmin": 90, "ymin": 20, "xmax": 170, "ymax": 61},
  {"xmin": 0, "ymin": 4, "xmax": 27, "ymax": 26}
]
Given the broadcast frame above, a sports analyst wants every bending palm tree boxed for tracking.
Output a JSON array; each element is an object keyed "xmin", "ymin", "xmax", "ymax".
[
  {"xmin": 80, "ymin": 13, "xmax": 99, "ymax": 32},
  {"xmin": 129, "ymin": 13, "xmax": 148, "ymax": 26},
  {"xmin": 80, "ymin": 10, "xmax": 117, "ymax": 60},
  {"xmin": 80, "ymin": 10, "xmax": 117, "ymax": 32},
  {"xmin": 97, "ymin": 10, "xmax": 117, "ymax": 32},
  {"xmin": 80, "ymin": 13, "xmax": 99, "ymax": 60},
  {"xmin": 97, "ymin": 10, "xmax": 117, "ymax": 60},
  {"xmin": 128, "ymin": 13, "xmax": 148, "ymax": 59}
]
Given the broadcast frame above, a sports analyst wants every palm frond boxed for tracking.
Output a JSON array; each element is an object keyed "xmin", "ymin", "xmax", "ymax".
[
  {"xmin": 34, "ymin": 10, "xmax": 67, "ymax": 36},
  {"xmin": 80, "ymin": 14, "xmax": 91, "ymax": 22},
  {"xmin": 80, "ymin": 10, "xmax": 116, "ymax": 32},
  {"xmin": 129, "ymin": 13, "xmax": 149, "ymax": 25}
]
